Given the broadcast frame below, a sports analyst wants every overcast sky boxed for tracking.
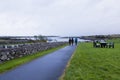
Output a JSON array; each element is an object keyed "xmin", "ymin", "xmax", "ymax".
[{"xmin": 0, "ymin": 0, "xmax": 120, "ymax": 36}]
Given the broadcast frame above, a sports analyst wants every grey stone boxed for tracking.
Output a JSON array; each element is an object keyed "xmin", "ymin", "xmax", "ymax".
[{"xmin": 1, "ymin": 55, "xmax": 8, "ymax": 60}]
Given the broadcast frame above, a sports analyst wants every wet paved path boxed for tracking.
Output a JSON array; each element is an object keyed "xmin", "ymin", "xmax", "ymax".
[{"xmin": 0, "ymin": 46, "xmax": 76, "ymax": 80}]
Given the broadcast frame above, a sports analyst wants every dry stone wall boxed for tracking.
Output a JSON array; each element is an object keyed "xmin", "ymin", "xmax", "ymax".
[{"xmin": 0, "ymin": 42, "xmax": 66, "ymax": 63}]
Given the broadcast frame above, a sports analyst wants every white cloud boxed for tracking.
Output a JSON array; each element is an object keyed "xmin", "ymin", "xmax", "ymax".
[{"xmin": 0, "ymin": 0, "xmax": 120, "ymax": 36}]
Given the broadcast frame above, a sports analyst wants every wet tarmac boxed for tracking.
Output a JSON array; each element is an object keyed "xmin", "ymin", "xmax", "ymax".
[{"xmin": 0, "ymin": 46, "xmax": 76, "ymax": 80}]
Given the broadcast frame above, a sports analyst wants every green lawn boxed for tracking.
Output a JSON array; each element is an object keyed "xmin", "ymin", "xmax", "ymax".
[
  {"xmin": 0, "ymin": 45, "xmax": 66, "ymax": 73},
  {"xmin": 62, "ymin": 40, "xmax": 120, "ymax": 80}
]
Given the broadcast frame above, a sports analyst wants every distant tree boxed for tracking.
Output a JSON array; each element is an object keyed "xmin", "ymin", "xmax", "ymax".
[
  {"xmin": 38, "ymin": 35, "xmax": 43, "ymax": 40},
  {"xmin": 34, "ymin": 35, "xmax": 38, "ymax": 40},
  {"xmin": 95, "ymin": 35, "xmax": 105, "ymax": 39},
  {"xmin": 34, "ymin": 35, "xmax": 47, "ymax": 42}
]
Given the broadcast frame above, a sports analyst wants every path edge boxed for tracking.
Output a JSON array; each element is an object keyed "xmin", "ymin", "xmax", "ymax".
[{"xmin": 59, "ymin": 46, "xmax": 77, "ymax": 80}]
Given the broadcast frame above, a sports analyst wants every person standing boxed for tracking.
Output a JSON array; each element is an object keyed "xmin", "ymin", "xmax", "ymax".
[
  {"xmin": 75, "ymin": 37, "xmax": 78, "ymax": 45},
  {"xmin": 68, "ymin": 38, "xmax": 72, "ymax": 45},
  {"xmin": 71, "ymin": 38, "xmax": 74, "ymax": 46}
]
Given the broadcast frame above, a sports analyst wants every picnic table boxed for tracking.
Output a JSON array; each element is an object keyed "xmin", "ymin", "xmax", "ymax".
[
  {"xmin": 93, "ymin": 40, "xmax": 114, "ymax": 48},
  {"xmin": 100, "ymin": 40, "xmax": 107, "ymax": 48}
]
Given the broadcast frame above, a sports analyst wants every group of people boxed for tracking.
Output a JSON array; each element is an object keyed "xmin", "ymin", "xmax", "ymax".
[{"xmin": 68, "ymin": 37, "xmax": 78, "ymax": 46}]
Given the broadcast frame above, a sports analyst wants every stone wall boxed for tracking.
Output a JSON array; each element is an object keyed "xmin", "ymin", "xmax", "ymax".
[{"xmin": 0, "ymin": 42, "xmax": 66, "ymax": 63}]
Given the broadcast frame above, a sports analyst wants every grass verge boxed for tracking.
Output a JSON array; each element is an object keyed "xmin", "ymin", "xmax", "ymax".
[
  {"xmin": 62, "ymin": 40, "xmax": 120, "ymax": 80},
  {"xmin": 0, "ymin": 45, "xmax": 67, "ymax": 73}
]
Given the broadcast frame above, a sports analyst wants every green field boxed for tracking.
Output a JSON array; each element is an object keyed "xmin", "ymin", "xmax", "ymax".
[
  {"xmin": 0, "ymin": 45, "xmax": 66, "ymax": 73},
  {"xmin": 62, "ymin": 39, "xmax": 120, "ymax": 80}
]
